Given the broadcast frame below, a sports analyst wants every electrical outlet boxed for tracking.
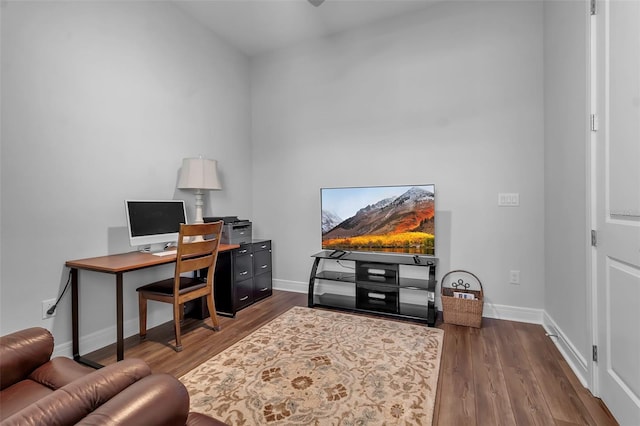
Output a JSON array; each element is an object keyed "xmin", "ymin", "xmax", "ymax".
[
  {"xmin": 42, "ymin": 299, "xmax": 56, "ymax": 319},
  {"xmin": 509, "ymin": 270, "xmax": 521, "ymax": 285}
]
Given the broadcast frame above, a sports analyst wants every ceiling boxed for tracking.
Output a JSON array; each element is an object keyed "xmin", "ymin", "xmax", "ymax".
[{"xmin": 174, "ymin": 0, "xmax": 437, "ymax": 57}]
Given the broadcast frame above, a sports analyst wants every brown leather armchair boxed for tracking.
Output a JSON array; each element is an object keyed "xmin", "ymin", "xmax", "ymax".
[{"xmin": 0, "ymin": 327, "xmax": 226, "ymax": 425}]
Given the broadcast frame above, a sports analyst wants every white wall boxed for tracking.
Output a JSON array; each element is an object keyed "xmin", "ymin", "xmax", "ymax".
[
  {"xmin": 543, "ymin": 0, "xmax": 591, "ymax": 381},
  {"xmin": 251, "ymin": 0, "xmax": 546, "ymax": 315},
  {"xmin": 0, "ymin": 1, "xmax": 251, "ymax": 352},
  {"xmin": 2, "ymin": 0, "xmax": 595, "ymax": 365}
]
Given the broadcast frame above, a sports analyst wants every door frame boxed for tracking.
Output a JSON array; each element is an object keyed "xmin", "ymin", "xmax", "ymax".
[{"xmin": 588, "ymin": 0, "xmax": 599, "ymax": 396}]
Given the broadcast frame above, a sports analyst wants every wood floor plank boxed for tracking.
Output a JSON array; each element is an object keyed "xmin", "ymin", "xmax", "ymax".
[
  {"xmin": 470, "ymin": 320, "xmax": 517, "ymax": 426},
  {"xmin": 513, "ymin": 321, "xmax": 597, "ymax": 426},
  {"xmin": 85, "ymin": 291, "xmax": 618, "ymax": 425},
  {"xmin": 494, "ymin": 320, "xmax": 556, "ymax": 426},
  {"xmin": 434, "ymin": 323, "xmax": 476, "ymax": 425},
  {"xmin": 555, "ymin": 352, "xmax": 619, "ymax": 426}
]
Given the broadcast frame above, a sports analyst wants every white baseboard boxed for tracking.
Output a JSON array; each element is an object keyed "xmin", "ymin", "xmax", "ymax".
[
  {"xmin": 482, "ymin": 302, "xmax": 544, "ymax": 324},
  {"xmin": 273, "ymin": 279, "xmax": 308, "ymax": 294},
  {"xmin": 52, "ymin": 310, "xmax": 172, "ymax": 359},
  {"xmin": 275, "ymin": 279, "xmax": 546, "ymax": 324},
  {"xmin": 52, "ymin": 336, "xmax": 77, "ymax": 359},
  {"xmin": 542, "ymin": 312, "xmax": 589, "ymax": 388}
]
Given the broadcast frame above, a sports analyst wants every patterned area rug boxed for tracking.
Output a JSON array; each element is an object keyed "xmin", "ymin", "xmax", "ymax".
[{"xmin": 180, "ymin": 307, "xmax": 444, "ymax": 425}]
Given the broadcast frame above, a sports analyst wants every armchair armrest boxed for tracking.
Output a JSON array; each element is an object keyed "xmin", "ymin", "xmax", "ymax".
[
  {"xmin": 1, "ymin": 358, "xmax": 151, "ymax": 426},
  {"xmin": 77, "ymin": 374, "xmax": 190, "ymax": 426},
  {"xmin": 28, "ymin": 357, "xmax": 96, "ymax": 390},
  {"xmin": 0, "ymin": 327, "xmax": 54, "ymax": 390}
]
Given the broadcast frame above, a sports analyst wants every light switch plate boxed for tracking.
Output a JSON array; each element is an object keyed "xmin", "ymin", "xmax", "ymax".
[{"xmin": 498, "ymin": 193, "xmax": 520, "ymax": 206}]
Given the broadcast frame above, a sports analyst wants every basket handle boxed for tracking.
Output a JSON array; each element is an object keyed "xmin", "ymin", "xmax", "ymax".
[{"xmin": 441, "ymin": 269, "xmax": 483, "ymax": 297}]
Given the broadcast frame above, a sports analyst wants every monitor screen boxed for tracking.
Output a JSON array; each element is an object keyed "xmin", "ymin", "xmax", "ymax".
[{"xmin": 125, "ymin": 200, "xmax": 187, "ymax": 251}]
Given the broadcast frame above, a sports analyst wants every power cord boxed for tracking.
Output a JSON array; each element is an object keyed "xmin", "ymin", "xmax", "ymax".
[
  {"xmin": 336, "ymin": 260, "xmax": 355, "ymax": 270},
  {"xmin": 47, "ymin": 270, "xmax": 72, "ymax": 315}
]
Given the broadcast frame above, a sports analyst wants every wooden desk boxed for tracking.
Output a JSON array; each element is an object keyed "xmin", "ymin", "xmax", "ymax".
[{"xmin": 66, "ymin": 245, "xmax": 238, "ymax": 368}]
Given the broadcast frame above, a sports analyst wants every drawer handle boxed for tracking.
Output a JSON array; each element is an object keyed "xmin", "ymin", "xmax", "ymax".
[
  {"xmin": 260, "ymin": 287, "xmax": 269, "ymax": 292},
  {"xmin": 368, "ymin": 292, "xmax": 386, "ymax": 300},
  {"xmin": 240, "ymin": 271, "xmax": 248, "ymax": 276},
  {"xmin": 260, "ymin": 244, "xmax": 267, "ymax": 249},
  {"xmin": 238, "ymin": 249, "xmax": 248, "ymax": 254},
  {"xmin": 260, "ymin": 265, "xmax": 268, "ymax": 269},
  {"xmin": 239, "ymin": 296, "xmax": 249, "ymax": 301}
]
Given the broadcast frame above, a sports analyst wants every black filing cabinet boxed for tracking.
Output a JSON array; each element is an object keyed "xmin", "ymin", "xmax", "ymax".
[
  {"xmin": 252, "ymin": 240, "xmax": 272, "ymax": 303},
  {"xmin": 190, "ymin": 239, "xmax": 272, "ymax": 318},
  {"xmin": 233, "ymin": 244, "xmax": 254, "ymax": 311}
]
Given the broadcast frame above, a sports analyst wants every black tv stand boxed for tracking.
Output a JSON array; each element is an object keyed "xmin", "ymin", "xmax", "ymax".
[{"xmin": 308, "ymin": 251, "xmax": 438, "ymax": 326}]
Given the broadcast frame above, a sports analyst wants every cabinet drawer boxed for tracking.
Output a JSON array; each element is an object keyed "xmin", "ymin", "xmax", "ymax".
[
  {"xmin": 235, "ymin": 244, "xmax": 253, "ymax": 256},
  {"xmin": 253, "ymin": 249, "xmax": 272, "ymax": 275},
  {"xmin": 235, "ymin": 278, "xmax": 254, "ymax": 309},
  {"xmin": 254, "ymin": 272, "xmax": 272, "ymax": 301},
  {"xmin": 254, "ymin": 240, "xmax": 271, "ymax": 252},
  {"xmin": 234, "ymin": 253, "xmax": 253, "ymax": 281}
]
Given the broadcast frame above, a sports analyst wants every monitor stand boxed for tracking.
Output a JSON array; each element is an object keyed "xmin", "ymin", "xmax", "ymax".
[{"xmin": 139, "ymin": 243, "xmax": 168, "ymax": 253}]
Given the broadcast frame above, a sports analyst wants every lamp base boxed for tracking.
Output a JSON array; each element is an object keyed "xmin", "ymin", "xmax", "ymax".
[{"xmin": 194, "ymin": 190, "xmax": 205, "ymax": 225}]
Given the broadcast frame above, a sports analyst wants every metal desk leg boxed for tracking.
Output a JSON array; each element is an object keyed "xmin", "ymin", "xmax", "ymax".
[
  {"xmin": 71, "ymin": 268, "xmax": 102, "ymax": 369},
  {"xmin": 71, "ymin": 268, "xmax": 79, "ymax": 360},
  {"xmin": 116, "ymin": 272, "xmax": 124, "ymax": 361}
]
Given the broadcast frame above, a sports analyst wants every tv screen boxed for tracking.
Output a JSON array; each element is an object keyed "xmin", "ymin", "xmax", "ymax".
[{"xmin": 321, "ymin": 184, "xmax": 435, "ymax": 255}]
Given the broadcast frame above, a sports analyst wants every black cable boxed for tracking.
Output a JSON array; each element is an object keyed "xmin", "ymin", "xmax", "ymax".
[
  {"xmin": 47, "ymin": 270, "xmax": 72, "ymax": 315},
  {"xmin": 336, "ymin": 260, "xmax": 355, "ymax": 270}
]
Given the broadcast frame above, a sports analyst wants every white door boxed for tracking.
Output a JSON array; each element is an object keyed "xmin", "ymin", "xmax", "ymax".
[{"xmin": 594, "ymin": 0, "xmax": 640, "ymax": 424}]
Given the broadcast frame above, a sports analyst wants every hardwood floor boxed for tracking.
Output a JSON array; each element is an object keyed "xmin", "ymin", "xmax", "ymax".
[
  {"xmin": 87, "ymin": 290, "xmax": 618, "ymax": 426},
  {"xmin": 433, "ymin": 319, "xmax": 617, "ymax": 426}
]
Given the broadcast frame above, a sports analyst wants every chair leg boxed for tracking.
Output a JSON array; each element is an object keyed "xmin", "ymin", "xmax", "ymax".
[
  {"xmin": 206, "ymin": 293, "xmax": 220, "ymax": 331},
  {"xmin": 173, "ymin": 302, "xmax": 183, "ymax": 352},
  {"xmin": 138, "ymin": 292, "xmax": 147, "ymax": 339}
]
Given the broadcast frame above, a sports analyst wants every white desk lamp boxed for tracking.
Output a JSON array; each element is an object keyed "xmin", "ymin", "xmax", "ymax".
[{"xmin": 177, "ymin": 157, "xmax": 221, "ymax": 224}]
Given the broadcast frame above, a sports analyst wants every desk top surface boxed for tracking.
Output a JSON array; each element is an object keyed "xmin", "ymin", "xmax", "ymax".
[{"xmin": 66, "ymin": 244, "xmax": 239, "ymax": 273}]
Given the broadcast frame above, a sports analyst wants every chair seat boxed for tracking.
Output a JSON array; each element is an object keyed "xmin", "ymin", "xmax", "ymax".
[{"xmin": 136, "ymin": 277, "xmax": 207, "ymax": 296}]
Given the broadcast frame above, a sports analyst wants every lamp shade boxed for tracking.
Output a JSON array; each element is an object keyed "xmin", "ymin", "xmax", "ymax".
[{"xmin": 177, "ymin": 157, "xmax": 221, "ymax": 190}]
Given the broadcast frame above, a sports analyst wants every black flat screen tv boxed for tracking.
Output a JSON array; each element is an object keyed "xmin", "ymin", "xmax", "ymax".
[{"xmin": 321, "ymin": 184, "xmax": 435, "ymax": 255}]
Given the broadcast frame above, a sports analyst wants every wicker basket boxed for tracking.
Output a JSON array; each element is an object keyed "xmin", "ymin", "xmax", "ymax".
[{"xmin": 440, "ymin": 270, "xmax": 483, "ymax": 328}]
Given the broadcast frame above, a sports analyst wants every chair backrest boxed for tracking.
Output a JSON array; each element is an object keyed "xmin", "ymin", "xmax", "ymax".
[{"xmin": 174, "ymin": 222, "xmax": 223, "ymax": 289}]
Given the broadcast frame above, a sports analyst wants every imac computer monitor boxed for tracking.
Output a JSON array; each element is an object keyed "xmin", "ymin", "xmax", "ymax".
[{"xmin": 125, "ymin": 200, "xmax": 187, "ymax": 252}]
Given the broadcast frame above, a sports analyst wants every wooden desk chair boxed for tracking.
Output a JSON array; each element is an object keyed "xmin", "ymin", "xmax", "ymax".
[{"xmin": 136, "ymin": 221, "xmax": 223, "ymax": 352}]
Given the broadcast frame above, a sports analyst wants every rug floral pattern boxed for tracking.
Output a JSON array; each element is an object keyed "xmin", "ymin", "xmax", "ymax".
[{"xmin": 180, "ymin": 307, "xmax": 443, "ymax": 425}]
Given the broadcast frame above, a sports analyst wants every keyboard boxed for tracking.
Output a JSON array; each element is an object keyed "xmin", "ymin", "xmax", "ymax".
[{"xmin": 152, "ymin": 250, "xmax": 177, "ymax": 257}]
